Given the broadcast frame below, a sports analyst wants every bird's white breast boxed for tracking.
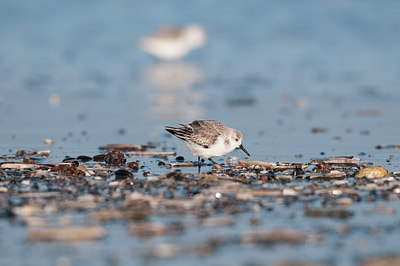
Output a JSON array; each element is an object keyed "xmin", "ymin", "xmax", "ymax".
[{"xmin": 183, "ymin": 135, "xmax": 237, "ymax": 159}]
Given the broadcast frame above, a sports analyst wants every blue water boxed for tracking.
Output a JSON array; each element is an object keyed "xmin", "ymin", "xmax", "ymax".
[{"xmin": 1, "ymin": 1, "xmax": 400, "ymax": 265}]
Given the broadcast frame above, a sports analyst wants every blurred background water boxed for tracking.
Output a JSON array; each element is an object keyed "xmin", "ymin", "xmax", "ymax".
[{"xmin": 1, "ymin": 0, "xmax": 400, "ymax": 265}]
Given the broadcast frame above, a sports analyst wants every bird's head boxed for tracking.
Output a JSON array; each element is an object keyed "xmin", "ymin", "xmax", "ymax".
[{"xmin": 232, "ymin": 129, "xmax": 250, "ymax": 156}]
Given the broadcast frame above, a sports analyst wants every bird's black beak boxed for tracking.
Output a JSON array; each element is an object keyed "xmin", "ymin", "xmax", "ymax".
[{"xmin": 239, "ymin": 144, "xmax": 250, "ymax": 156}]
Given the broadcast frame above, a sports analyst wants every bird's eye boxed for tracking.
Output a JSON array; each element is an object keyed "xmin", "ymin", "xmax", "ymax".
[{"xmin": 235, "ymin": 138, "xmax": 239, "ymax": 141}]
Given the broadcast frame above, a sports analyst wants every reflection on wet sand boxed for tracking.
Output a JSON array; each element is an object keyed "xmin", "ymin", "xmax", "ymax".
[{"xmin": 143, "ymin": 62, "xmax": 205, "ymax": 120}]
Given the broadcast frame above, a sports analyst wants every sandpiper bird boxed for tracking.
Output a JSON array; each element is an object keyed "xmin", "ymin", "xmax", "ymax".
[
  {"xmin": 165, "ymin": 120, "xmax": 250, "ymax": 166},
  {"xmin": 140, "ymin": 24, "xmax": 207, "ymax": 61}
]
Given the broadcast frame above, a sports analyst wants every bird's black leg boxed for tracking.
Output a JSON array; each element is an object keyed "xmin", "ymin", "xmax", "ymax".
[
  {"xmin": 198, "ymin": 156, "xmax": 201, "ymax": 173},
  {"xmin": 208, "ymin": 158, "xmax": 218, "ymax": 164}
]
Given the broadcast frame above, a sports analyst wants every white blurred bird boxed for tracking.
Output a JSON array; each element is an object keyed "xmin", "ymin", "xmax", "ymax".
[{"xmin": 140, "ymin": 24, "xmax": 207, "ymax": 61}]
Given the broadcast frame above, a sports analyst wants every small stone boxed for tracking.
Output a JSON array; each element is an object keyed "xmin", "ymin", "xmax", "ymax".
[
  {"xmin": 50, "ymin": 165, "xmax": 84, "ymax": 177},
  {"xmin": 104, "ymin": 151, "xmax": 126, "ymax": 165},
  {"xmin": 176, "ymin": 156, "xmax": 184, "ymax": 162},
  {"xmin": 115, "ymin": 169, "xmax": 133, "ymax": 180},
  {"xmin": 93, "ymin": 154, "xmax": 106, "ymax": 162},
  {"xmin": 27, "ymin": 226, "xmax": 106, "ymax": 242},
  {"xmin": 21, "ymin": 180, "xmax": 31, "ymax": 186},
  {"xmin": 212, "ymin": 164, "xmax": 222, "ymax": 172},
  {"xmin": 44, "ymin": 138, "xmax": 54, "ymax": 146},
  {"xmin": 275, "ymin": 175, "xmax": 293, "ymax": 183},
  {"xmin": 356, "ymin": 166, "xmax": 388, "ymax": 178},
  {"xmin": 15, "ymin": 150, "xmax": 37, "ymax": 157},
  {"xmin": 282, "ymin": 188, "xmax": 297, "ymax": 196},
  {"xmin": 312, "ymin": 127, "xmax": 328, "ymax": 134},
  {"xmin": 77, "ymin": 155, "xmax": 92, "ymax": 162},
  {"xmin": 62, "ymin": 158, "xmax": 79, "ymax": 166},
  {"xmin": 337, "ymin": 197, "xmax": 353, "ymax": 206},
  {"xmin": 23, "ymin": 158, "xmax": 35, "ymax": 164},
  {"xmin": 48, "ymin": 93, "xmax": 61, "ymax": 107},
  {"xmin": 76, "ymin": 165, "xmax": 87, "ymax": 174},
  {"xmin": 127, "ymin": 161, "xmax": 139, "ymax": 171},
  {"xmin": 392, "ymin": 187, "xmax": 400, "ymax": 194},
  {"xmin": 197, "ymin": 217, "xmax": 234, "ymax": 227}
]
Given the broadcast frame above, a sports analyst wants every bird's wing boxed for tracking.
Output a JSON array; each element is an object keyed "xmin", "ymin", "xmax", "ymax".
[
  {"xmin": 186, "ymin": 120, "xmax": 224, "ymax": 148},
  {"xmin": 165, "ymin": 120, "xmax": 225, "ymax": 148}
]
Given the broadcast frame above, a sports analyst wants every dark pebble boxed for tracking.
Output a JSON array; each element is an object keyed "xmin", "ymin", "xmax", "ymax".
[
  {"xmin": 176, "ymin": 156, "xmax": 184, "ymax": 162},
  {"xmin": 77, "ymin": 155, "xmax": 92, "ymax": 162},
  {"xmin": 115, "ymin": 169, "xmax": 133, "ymax": 179},
  {"xmin": 62, "ymin": 158, "xmax": 79, "ymax": 166},
  {"xmin": 166, "ymin": 172, "xmax": 178, "ymax": 179},
  {"xmin": 158, "ymin": 161, "xmax": 166, "ymax": 167},
  {"xmin": 93, "ymin": 154, "xmax": 106, "ymax": 162}
]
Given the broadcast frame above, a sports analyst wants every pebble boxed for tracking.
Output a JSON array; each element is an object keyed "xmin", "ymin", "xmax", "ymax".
[
  {"xmin": 212, "ymin": 164, "xmax": 222, "ymax": 172},
  {"xmin": 104, "ymin": 151, "xmax": 126, "ymax": 165},
  {"xmin": 50, "ymin": 165, "xmax": 84, "ymax": 177},
  {"xmin": 44, "ymin": 138, "xmax": 54, "ymax": 146},
  {"xmin": 356, "ymin": 166, "xmax": 388, "ymax": 178},
  {"xmin": 275, "ymin": 175, "xmax": 293, "ymax": 183},
  {"xmin": 242, "ymin": 229, "xmax": 321, "ymax": 246},
  {"xmin": 27, "ymin": 226, "xmax": 106, "ymax": 242},
  {"xmin": 93, "ymin": 154, "xmax": 106, "ymax": 162},
  {"xmin": 77, "ymin": 155, "xmax": 92, "ymax": 162},
  {"xmin": 115, "ymin": 169, "xmax": 133, "ymax": 179},
  {"xmin": 127, "ymin": 161, "xmax": 139, "ymax": 171},
  {"xmin": 129, "ymin": 222, "xmax": 183, "ymax": 237},
  {"xmin": 176, "ymin": 156, "xmax": 185, "ymax": 162},
  {"xmin": 337, "ymin": 197, "xmax": 353, "ymax": 206},
  {"xmin": 197, "ymin": 217, "xmax": 234, "ymax": 227},
  {"xmin": 282, "ymin": 188, "xmax": 297, "ymax": 196}
]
